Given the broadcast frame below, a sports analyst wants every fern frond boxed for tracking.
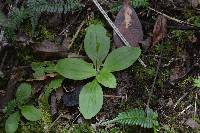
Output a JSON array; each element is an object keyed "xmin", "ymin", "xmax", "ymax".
[
  {"xmin": 27, "ymin": 0, "xmax": 82, "ymax": 14},
  {"xmin": 131, "ymin": 0, "xmax": 149, "ymax": 8},
  {"xmin": 101, "ymin": 108, "xmax": 158, "ymax": 128},
  {"xmin": 111, "ymin": 0, "xmax": 149, "ymax": 12},
  {"xmin": 27, "ymin": 0, "xmax": 82, "ymax": 35},
  {"xmin": 4, "ymin": 7, "xmax": 29, "ymax": 40}
]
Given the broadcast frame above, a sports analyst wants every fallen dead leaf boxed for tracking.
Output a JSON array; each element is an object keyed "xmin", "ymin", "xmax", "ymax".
[
  {"xmin": 190, "ymin": 0, "xmax": 199, "ymax": 8},
  {"xmin": 113, "ymin": 0, "xmax": 143, "ymax": 47},
  {"xmin": 151, "ymin": 15, "xmax": 167, "ymax": 47},
  {"xmin": 170, "ymin": 66, "xmax": 187, "ymax": 82},
  {"xmin": 56, "ymin": 87, "xmax": 64, "ymax": 101},
  {"xmin": 186, "ymin": 118, "xmax": 199, "ymax": 129},
  {"xmin": 26, "ymin": 73, "xmax": 57, "ymax": 81}
]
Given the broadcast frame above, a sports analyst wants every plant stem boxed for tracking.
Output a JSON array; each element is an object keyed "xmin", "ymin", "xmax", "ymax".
[{"xmin": 147, "ymin": 43, "xmax": 163, "ymax": 108}]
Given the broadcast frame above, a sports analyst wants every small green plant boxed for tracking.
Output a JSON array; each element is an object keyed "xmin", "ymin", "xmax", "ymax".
[
  {"xmin": 4, "ymin": 83, "xmax": 42, "ymax": 133},
  {"xmin": 194, "ymin": 77, "xmax": 200, "ymax": 88},
  {"xmin": 55, "ymin": 24, "xmax": 141, "ymax": 119},
  {"xmin": 101, "ymin": 108, "xmax": 159, "ymax": 130},
  {"xmin": 30, "ymin": 24, "xmax": 141, "ymax": 119}
]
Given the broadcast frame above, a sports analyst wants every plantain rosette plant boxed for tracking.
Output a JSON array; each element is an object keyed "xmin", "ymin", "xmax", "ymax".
[{"xmin": 55, "ymin": 24, "xmax": 141, "ymax": 119}]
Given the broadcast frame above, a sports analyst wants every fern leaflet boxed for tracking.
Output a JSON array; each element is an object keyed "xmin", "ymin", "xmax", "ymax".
[
  {"xmin": 101, "ymin": 108, "xmax": 159, "ymax": 128},
  {"xmin": 111, "ymin": 0, "xmax": 149, "ymax": 12}
]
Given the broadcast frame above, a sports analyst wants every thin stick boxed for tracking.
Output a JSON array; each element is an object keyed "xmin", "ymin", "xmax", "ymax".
[
  {"xmin": 178, "ymin": 104, "xmax": 192, "ymax": 116},
  {"xmin": 68, "ymin": 21, "xmax": 85, "ymax": 49},
  {"xmin": 148, "ymin": 7, "xmax": 195, "ymax": 27},
  {"xmin": 48, "ymin": 113, "xmax": 63, "ymax": 131},
  {"xmin": 147, "ymin": 43, "xmax": 163, "ymax": 108},
  {"xmin": 194, "ymin": 93, "xmax": 197, "ymax": 117},
  {"xmin": 104, "ymin": 94, "xmax": 127, "ymax": 100},
  {"xmin": 92, "ymin": 0, "xmax": 146, "ymax": 67},
  {"xmin": 173, "ymin": 92, "xmax": 189, "ymax": 109}
]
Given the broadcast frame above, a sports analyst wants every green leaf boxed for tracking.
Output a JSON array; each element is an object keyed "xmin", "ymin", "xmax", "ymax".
[
  {"xmin": 16, "ymin": 83, "xmax": 32, "ymax": 104},
  {"xmin": 4, "ymin": 100, "xmax": 17, "ymax": 117},
  {"xmin": 96, "ymin": 69, "xmax": 117, "ymax": 88},
  {"xmin": 5, "ymin": 112, "xmax": 20, "ymax": 133},
  {"xmin": 21, "ymin": 105, "xmax": 42, "ymax": 121},
  {"xmin": 79, "ymin": 80, "xmax": 103, "ymax": 119},
  {"xmin": 84, "ymin": 24, "xmax": 110, "ymax": 68},
  {"xmin": 56, "ymin": 58, "xmax": 96, "ymax": 80},
  {"xmin": 103, "ymin": 47, "xmax": 141, "ymax": 72},
  {"xmin": 31, "ymin": 61, "xmax": 56, "ymax": 78},
  {"xmin": 43, "ymin": 77, "xmax": 64, "ymax": 104}
]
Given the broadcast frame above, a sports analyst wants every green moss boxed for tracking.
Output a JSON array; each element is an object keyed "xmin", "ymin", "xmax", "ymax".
[
  {"xmin": 19, "ymin": 121, "xmax": 43, "ymax": 133},
  {"xmin": 178, "ymin": 76, "xmax": 193, "ymax": 89},
  {"xmin": 38, "ymin": 97, "xmax": 52, "ymax": 132},
  {"xmin": 63, "ymin": 124, "xmax": 94, "ymax": 133}
]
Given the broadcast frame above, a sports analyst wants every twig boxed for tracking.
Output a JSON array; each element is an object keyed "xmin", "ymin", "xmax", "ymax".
[
  {"xmin": 48, "ymin": 113, "xmax": 63, "ymax": 132},
  {"xmin": 68, "ymin": 21, "xmax": 85, "ymax": 49},
  {"xmin": 59, "ymin": 12, "xmax": 81, "ymax": 35},
  {"xmin": 178, "ymin": 104, "xmax": 192, "ymax": 116},
  {"xmin": 104, "ymin": 94, "xmax": 127, "ymax": 101},
  {"xmin": 0, "ymin": 51, "xmax": 7, "ymax": 70},
  {"xmin": 194, "ymin": 93, "xmax": 197, "ymax": 117},
  {"xmin": 173, "ymin": 87, "xmax": 195, "ymax": 109},
  {"xmin": 92, "ymin": 0, "xmax": 146, "ymax": 67},
  {"xmin": 146, "ymin": 43, "xmax": 163, "ymax": 108},
  {"xmin": 141, "ymin": 20, "xmax": 200, "ymax": 30},
  {"xmin": 148, "ymin": 7, "xmax": 196, "ymax": 27},
  {"xmin": 72, "ymin": 113, "xmax": 81, "ymax": 123},
  {"xmin": 173, "ymin": 92, "xmax": 189, "ymax": 109}
]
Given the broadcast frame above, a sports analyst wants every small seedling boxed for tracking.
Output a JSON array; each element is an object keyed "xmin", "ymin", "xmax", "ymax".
[
  {"xmin": 194, "ymin": 77, "xmax": 200, "ymax": 88},
  {"xmin": 4, "ymin": 83, "xmax": 42, "ymax": 133},
  {"xmin": 55, "ymin": 24, "xmax": 141, "ymax": 119}
]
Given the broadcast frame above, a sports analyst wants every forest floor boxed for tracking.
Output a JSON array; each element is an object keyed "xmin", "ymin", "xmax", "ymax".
[{"xmin": 0, "ymin": 0, "xmax": 200, "ymax": 133}]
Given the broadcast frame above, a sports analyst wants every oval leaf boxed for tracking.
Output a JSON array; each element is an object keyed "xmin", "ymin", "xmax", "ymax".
[
  {"xmin": 56, "ymin": 58, "xmax": 96, "ymax": 80},
  {"xmin": 103, "ymin": 47, "xmax": 141, "ymax": 72},
  {"xmin": 5, "ymin": 112, "xmax": 20, "ymax": 133},
  {"xmin": 84, "ymin": 24, "xmax": 110, "ymax": 67},
  {"xmin": 79, "ymin": 80, "xmax": 103, "ymax": 119},
  {"xmin": 21, "ymin": 105, "xmax": 42, "ymax": 121},
  {"xmin": 151, "ymin": 15, "xmax": 167, "ymax": 47},
  {"xmin": 16, "ymin": 83, "xmax": 32, "ymax": 104},
  {"xmin": 96, "ymin": 70, "xmax": 117, "ymax": 88}
]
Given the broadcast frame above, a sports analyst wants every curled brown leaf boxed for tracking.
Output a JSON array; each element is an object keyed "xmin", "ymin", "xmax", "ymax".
[{"xmin": 151, "ymin": 15, "xmax": 167, "ymax": 47}]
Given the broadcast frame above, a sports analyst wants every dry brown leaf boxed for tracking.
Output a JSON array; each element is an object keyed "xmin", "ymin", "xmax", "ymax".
[
  {"xmin": 151, "ymin": 15, "xmax": 167, "ymax": 46},
  {"xmin": 170, "ymin": 66, "xmax": 187, "ymax": 82},
  {"xmin": 32, "ymin": 40, "xmax": 68, "ymax": 53},
  {"xmin": 113, "ymin": 0, "xmax": 143, "ymax": 47},
  {"xmin": 26, "ymin": 73, "xmax": 57, "ymax": 81},
  {"xmin": 190, "ymin": 0, "xmax": 199, "ymax": 8},
  {"xmin": 186, "ymin": 118, "xmax": 199, "ymax": 129}
]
